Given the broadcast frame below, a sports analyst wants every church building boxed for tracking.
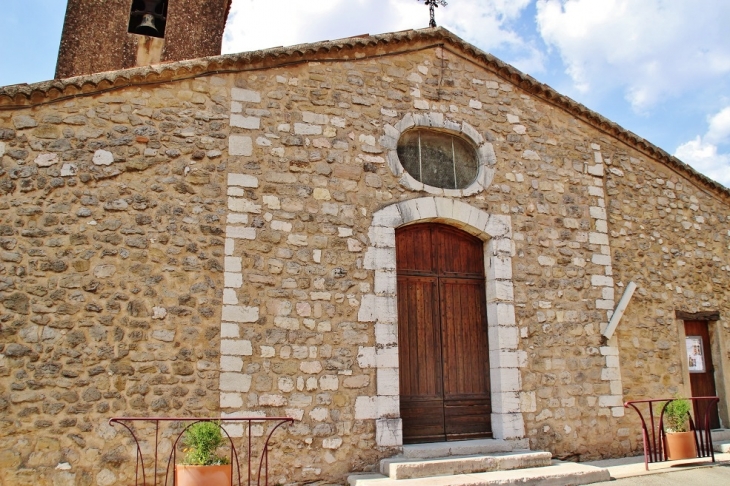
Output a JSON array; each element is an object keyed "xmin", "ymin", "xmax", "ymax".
[{"xmin": 1, "ymin": 1, "xmax": 729, "ymax": 484}]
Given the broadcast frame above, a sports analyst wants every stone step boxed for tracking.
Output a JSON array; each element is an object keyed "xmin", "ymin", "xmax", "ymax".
[
  {"xmin": 381, "ymin": 451, "xmax": 552, "ymax": 480},
  {"xmin": 713, "ymin": 440, "xmax": 730, "ymax": 453},
  {"xmin": 348, "ymin": 461, "xmax": 610, "ymax": 486},
  {"xmin": 711, "ymin": 429, "xmax": 730, "ymax": 442},
  {"xmin": 401, "ymin": 440, "xmax": 513, "ymax": 460}
]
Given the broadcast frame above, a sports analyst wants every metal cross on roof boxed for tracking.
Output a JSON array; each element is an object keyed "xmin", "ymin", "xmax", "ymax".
[{"xmin": 421, "ymin": 0, "xmax": 448, "ymax": 28}]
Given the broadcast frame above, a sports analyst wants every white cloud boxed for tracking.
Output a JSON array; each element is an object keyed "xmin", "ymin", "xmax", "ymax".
[
  {"xmin": 536, "ymin": 0, "xmax": 730, "ymax": 111},
  {"xmin": 223, "ymin": 0, "xmax": 542, "ymax": 72},
  {"xmin": 675, "ymin": 107, "xmax": 730, "ymax": 188}
]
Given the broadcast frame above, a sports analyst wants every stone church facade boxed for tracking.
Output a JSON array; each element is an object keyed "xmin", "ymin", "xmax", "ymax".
[{"xmin": 1, "ymin": 17, "xmax": 730, "ymax": 486}]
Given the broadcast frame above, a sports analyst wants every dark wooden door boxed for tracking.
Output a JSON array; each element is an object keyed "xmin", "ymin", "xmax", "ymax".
[
  {"xmin": 684, "ymin": 321, "xmax": 720, "ymax": 429},
  {"xmin": 396, "ymin": 223, "xmax": 491, "ymax": 443}
]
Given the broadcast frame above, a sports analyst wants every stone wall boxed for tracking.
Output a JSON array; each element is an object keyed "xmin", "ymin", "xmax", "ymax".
[
  {"xmin": 1, "ymin": 39, "xmax": 730, "ymax": 485},
  {"xmin": 0, "ymin": 78, "xmax": 229, "ymax": 485}
]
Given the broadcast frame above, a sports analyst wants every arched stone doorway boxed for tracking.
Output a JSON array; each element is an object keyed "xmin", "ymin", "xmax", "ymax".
[
  {"xmin": 355, "ymin": 197, "xmax": 525, "ymax": 447},
  {"xmin": 396, "ymin": 223, "xmax": 491, "ymax": 443}
]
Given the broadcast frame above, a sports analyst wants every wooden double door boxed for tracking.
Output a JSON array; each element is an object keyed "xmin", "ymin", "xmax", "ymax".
[{"xmin": 396, "ymin": 223, "xmax": 492, "ymax": 443}]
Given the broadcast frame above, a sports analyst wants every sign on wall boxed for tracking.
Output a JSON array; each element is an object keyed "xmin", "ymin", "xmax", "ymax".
[{"xmin": 686, "ymin": 336, "xmax": 706, "ymax": 373}]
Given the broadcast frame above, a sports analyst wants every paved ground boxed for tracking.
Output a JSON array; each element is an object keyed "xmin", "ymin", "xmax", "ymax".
[{"xmin": 591, "ymin": 462, "xmax": 730, "ymax": 484}]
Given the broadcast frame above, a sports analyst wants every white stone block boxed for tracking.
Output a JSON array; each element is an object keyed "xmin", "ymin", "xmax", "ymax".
[
  {"xmin": 368, "ymin": 226, "xmax": 396, "ymax": 248},
  {"xmin": 319, "ymin": 375, "xmax": 339, "ymax": 391},
  {"xmin": 376, "ymin": 418, "xmax": 403, "ymax": 447},
  {"xmin": 220, "ymin": 373, "xmax": 251, "ymax": 392},
  {"xmin": 371, "ymin": 204, "xmax": 403, "ymax": 227},
  {"xmin": 588, "ymin": 186, "xmax": 604, "ymax": 197},
  {"xmin": 300, "ymin": 361, "xmax": 322, "ymax": 374},
  {"xmin": 221, "ymin": 339, "xmax": 252, "ymax": 356},
  {"xmin": 596, "ymin": 299, "xmax": 614, "ymax": 310},
  {"xmin": 376, "ymin": 347, "xmax": 399, "ymax": 369},
  {"xmin": 591, "ymin": 275, "xmax": 614, "ymax": 287},
  {"xmin": 151, "ymin": 329, "xmax": 175, "ymax": 342},
  {"xmin": 491, "ymin": 413, "xmax": 525, "ymax": 440},
  {"xmin": 492, "ymin": 391, "xmax": 521, "ymax": 414},
  {"xmin": 260, "ymin": 394, "xmax": 287, "ymax": 407},
  {"xmin": 374, "ymin": 270, "xmax": 396, "ymax": 296},
  {"xmin": 229, "ymin": 135, "xmax": 253, "ymax": 156},
  {"xmin": 220, "ymin": 356, "xmax": 243, "ymax": 372},
  {"xmin": 222, "ymin": 306, "xmax": 259, "ymax": 323},
  {"xmin": 592, "ymin": 254, "xmax": 612, "ymax": 266},
  {"xmin": 587, "ymin": 164, "xmax": 605, "ymax": 177},
  {"xmin": 490, "ymin": 350, "xmax": 521, "ymax": 369},
  {"xmin": 302, "ymin": 111, "xmax": 329, "ymax": 125},
  {"xmin": 225, "ymin": 238, "xmax": 235, "ymax": 256},
  {"xmin": 589, "ymin": 232, "xmax": 609, "ymax": 245},
  {"xmin": 378, "ymin": 396, "xmax": 400, "ymax": 417},
  {"xmin": 294, "ymin": 123, "xmax": 322, "ymax": 135},
  {"xmin": 230, "ymin": 115, "xmax": 260, "ymax": 129},
  {"xmin": 0, "ymin": 142, "xmax": 4, "ymax": 158},
  {"xmin": 35, "ymin": 153, "xmax": 59, "ymax": 167},
  {"xmin": 227, "ymin": 226, "xmax": 257, "ymax": 240},
  {"xmin": 231, "ymin": 88, "xmax": 261, "ymax": 103},
  {"xmin": 434, "ymin": 197, "xmax": 454, "ymax": 220},
  {"xmin": 598, "ymin": 395, "xmax": 623, "ymax": 407},
  {"xmin": 287, "ymin": 234, "xmax": 308, "ymax": 246},
  {"xmin": 274, "ymin": 317, "xmax": 299, "ymax": 330},
  {"xmin": 220, "ymin": 322, "xmax": 240, "ymax": 338},
  {"xmin": 605, "ymin": 355, "xmax": 620, "ymax": 368},
  {"xmin": 490, "ymin": 367, "xmax": 521, "ymax": 393},
  {"xmin": 228, "ymin": 197, "xmax": 262, "ymax": 213},
  {"xmin": 93, "ymin": 150, "xmax": 114, "ymax": 166},
  {"xmin": 414, "ymin": 99, "xmax": 429, "ymax": 110},
  {"xmin": 375, "ymin": 323, "xmax": 397, "ymax": 346},
  {"xmin": 487, "ymin": 279, "xmax": 514, "ymax": 303},
  {"xmin": 489, "ymin": 325, "xmax": 519, "ymax": 352},
  {"xmin": 590, "ymin": 206, "xmax": 607, "ymax": 220},
  {"xmin": 414, "ymin": 197, "xmax": 438, "ymax": 220},
  {"xmin": 224, "ymin": 272, "xmax": 243, "ymax": 288},
  {"xmin": 271, "ymin": 220, "xmax": 292, "ymax": 232},
  {"xmin": 601, "ymin": 367, "xmax": 621, "ymax": 381},
  {"xmin": 220, "ymin": 393, "xmax": 243, "ymax": 408},
  {"xmin": 225, "ymin": 257, "xmax": 242, "ymax": 273},
  {"xmin": 600, "ymin": 346, "xmax": 619, "ymax": 356},
  {"xmin": 363, "ymin": 247, "xmax": 396, "ymax": 271},
  {"xmin": 357, "ymin": 347, "xmax": 376, "ymax": 368},
  {"xmin": 488, "ymin": 256, "xmax": 513, "ymax": 281},
  {"xmin": 493, "ymin": 303, "xmax": 517, "ymax": 326},
  {"xmin": 227, "ymin": 213, "xmax": 248, "ymax": 224},
  {"xmin": 377, "ymin": 368, "xmax": 399, "ymax": 396},
  {"xmin": 228, "ymin": 173, "xmax": 259, "ymax": 188},
  {"xmin": 485, "ymin": 215, "xmax": 512, "ymax": 238},
  {"xmin": 355, "ymin": 396, "xmax": 378, "ymax": 419}
]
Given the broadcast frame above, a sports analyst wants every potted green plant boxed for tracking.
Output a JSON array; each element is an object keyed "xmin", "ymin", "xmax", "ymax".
[
  {"xmin": 175, "ymin": 421, "xmax": 232, "ymax": 486},
  {"xmin": 663, "ymin": 397, "xmax": 697, "ymax": 460}
]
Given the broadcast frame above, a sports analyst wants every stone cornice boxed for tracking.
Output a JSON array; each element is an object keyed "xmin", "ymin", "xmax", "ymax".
[{"xmin": 1, "ymin": 26, "xmax": 727, "ymax": 200}]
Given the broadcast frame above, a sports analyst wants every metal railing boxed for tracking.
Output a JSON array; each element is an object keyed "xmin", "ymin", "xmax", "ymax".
[
  {"xmin": 109, "ymin": 416, "xmax": 294, "ymax": 486},
  {"xmin": 623, "ymin": 397, "xmax": 719, "ymax": 470}
]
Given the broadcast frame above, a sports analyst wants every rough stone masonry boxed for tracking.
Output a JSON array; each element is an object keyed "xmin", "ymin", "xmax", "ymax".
[{"xmin": 1, "ymin": 28, "xmax": 729, "ymax": 485}]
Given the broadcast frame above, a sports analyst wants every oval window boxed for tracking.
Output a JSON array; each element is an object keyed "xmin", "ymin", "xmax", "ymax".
[{"xmin": 396, "ymin": 129, "xmax": 479, "ymax": 190}]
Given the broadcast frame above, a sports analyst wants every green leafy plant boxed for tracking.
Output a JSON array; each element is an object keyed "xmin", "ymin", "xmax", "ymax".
[
  {"xmin": 664, "ymin": 397, "xmax": 692, "ymax": 433},
  {"xmin": 180, "ymin": 421, "xmax": 230, "ymax": 466}
]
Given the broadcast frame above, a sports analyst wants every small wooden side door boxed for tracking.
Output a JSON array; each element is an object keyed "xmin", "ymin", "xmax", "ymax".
[{"xmin": 684, "ymin": 320, "xmax": 720, "ymax": 429}]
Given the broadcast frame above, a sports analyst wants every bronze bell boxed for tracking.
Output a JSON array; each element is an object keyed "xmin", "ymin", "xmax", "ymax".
[{"xmin": 135, "ymin": 13, "xmax": 159, "ymax": 35}]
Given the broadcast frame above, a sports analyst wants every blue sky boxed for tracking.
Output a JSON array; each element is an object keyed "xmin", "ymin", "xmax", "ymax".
[{"xmin": 2, "ymin": 0, "xmax": 729, "ymax": 188}]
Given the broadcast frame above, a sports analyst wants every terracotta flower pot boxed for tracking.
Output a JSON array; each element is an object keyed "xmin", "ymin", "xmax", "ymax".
[
  {"xmin": 175, "ymin": 464, "xmax": 232, "ymax": 486},
  {"xmin": 665, "ymin": 431, "xmax": 697, "ymax": 460}
]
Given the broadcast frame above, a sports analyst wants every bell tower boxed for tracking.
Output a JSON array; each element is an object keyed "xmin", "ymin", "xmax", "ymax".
[{"xmin": 55, "ymin": 0, "xmax": 232, "ymax": 79}]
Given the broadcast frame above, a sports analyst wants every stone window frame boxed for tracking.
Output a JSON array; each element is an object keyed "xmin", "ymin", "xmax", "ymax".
[
  {"xmin": 382, "ymin": 113, "xmax": 496, "ymax": 197},
  {"xmin": 355, "ymin": 197, "xmax": 525, "ymax": 447}
]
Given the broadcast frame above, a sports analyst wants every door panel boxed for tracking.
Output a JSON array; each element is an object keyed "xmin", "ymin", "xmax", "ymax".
[
  {"xmin": 397, "ymin": 223, "xmax": 492, "ymax": 443},
  {"xmin": 684, "ymin": 321, "xmax": 720, "ymax": 429}
]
